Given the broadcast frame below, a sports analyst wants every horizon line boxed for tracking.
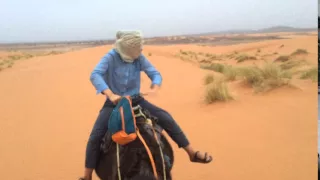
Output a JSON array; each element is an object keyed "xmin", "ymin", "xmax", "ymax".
[{"xmin": 0, "ymin": 25, "xmax": 317, "ymax": 45}]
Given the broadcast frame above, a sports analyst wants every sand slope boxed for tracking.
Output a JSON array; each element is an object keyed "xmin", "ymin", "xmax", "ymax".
[{"xmin": 0, "ymin": 36, "xmax": 317, "ymax": 180}]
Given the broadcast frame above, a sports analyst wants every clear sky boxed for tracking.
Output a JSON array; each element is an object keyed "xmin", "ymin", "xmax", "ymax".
[{"xmin": 1, "ymin": 0, "xmax": 317, "ymax": 43}]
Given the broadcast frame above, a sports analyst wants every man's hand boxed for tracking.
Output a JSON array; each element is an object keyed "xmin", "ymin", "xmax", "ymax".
[
  {"xmin": 151, "ymin": 84, "xmax": 160, "ymax": 90},
  {"xmin": 102, "ymin": 89, "xmax": 121, "ymax": 104},
  {"xmin": 143, "ymin": 84, "xmax": 160, "ymax": 96},
  {"xmin": 109, "ymin": 94, "xmax": 122, "ymax": 104}
]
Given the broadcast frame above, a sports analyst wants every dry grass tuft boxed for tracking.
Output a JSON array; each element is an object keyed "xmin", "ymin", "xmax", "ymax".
[
  {"xmin": 204, "ymin": 74, "xmax": 215, "ymax": 85},
  {"xmin": 200, "ymin": 63, "xmax": 238, "ymax": 81},
  {"xmin": 204, "ymin": 76, "xmax": 234, "ymax": 104},
  {"xmin": 200, "ymin": 63, "xmax": 225, "ymax": 73},
  {"xmin": 236, "ymin": 54, "xmax": 257, "ymax": 63},
  {"xmin": 238, "ymin": 62, "xmax": 292, "ymax": 92},
  {"xmin": 0, "ymin": 51, "xmax": 64, "ymax": 72},
  {"xmin": 179, "ymin": 49, "xmax": 188, "ymax": 55},
  {"xmin": 290, "ymin": 49, "xmax": 308, "ymax": 56},
  {"xmin": 275, "ymin": 55, "xmax": 290, "ymax": 62},
  {"xmin": 7, "ymin": 61, "xmax": 14, "ymax": 68},
  {"xmin": 279, "ymin": 59, "xmax": 307, "ymax": 70},
  {"xmin": 223, "ymin": 65, "xmax": 238, "ymax": 81},
  {"xmin": 299, "ymin": 67, "xmax": 317, "ymax": 82}
]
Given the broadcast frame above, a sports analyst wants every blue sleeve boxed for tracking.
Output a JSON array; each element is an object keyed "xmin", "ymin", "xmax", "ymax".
[
  {"xmin": 90, "ymin": 53, "xmax": 111, "ymax": 94},
  {"xmin": 139, "ymin": 55, "xmax": 162, "ymax": 86}
]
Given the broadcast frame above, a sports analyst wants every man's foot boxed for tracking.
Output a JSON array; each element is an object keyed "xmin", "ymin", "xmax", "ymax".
[{"xmin": 190, "ymin": 151, "xmax": 213, "ymax": 164}]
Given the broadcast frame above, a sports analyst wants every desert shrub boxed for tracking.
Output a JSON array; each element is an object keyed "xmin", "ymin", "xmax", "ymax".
[
  {"xmin": 300, "ymin": 67, "xmax": 317, "ymax": 82},
  {"xmin": 238, "ymin": 62, "xmax": 291, "ymax": 92},
  {"xmin": 225, "ymin": 53, "xmax": 236, "ymax": 59},
  {"xmin": 179, "ymin": 49, "xmax": 188, "ymax": 55},
  {"xmin": 238, "ymin": 66, "xmax": 264, "ymax": 87},
  {"xmin": 223, "ymin": 65, "xmax": 238, "ymax": 81},
  {"xmin": 23, "ymin": 53, "xmax": 34, "ymax": 58},
  {"xmin": 279, "ymin": 59, "xmax": 307, "ymax": 70},
  {"xmin": 261, "ymin": 62, "xmax": 292, "ymax": 79},
  {"xmin": 205, "ymin": 53, "xmax": 212, "ymax": 57},
  {"xmin": 204, "ymin": 77, "xmax": 234, "ymax": 104},
  {"xmin": 201, "ymin": 63, "xmax": 238, "ymax": 81},
  {"xmin": 275, "ymin": 55, "xmax": 290, "ymax": 62},
  {"xmin": 7, "ymin": 62, "xmax": 14, "ymax": 68},
  {"xmin": 290, "ymin": 49, "xmax": 308, "ymax": 56},
  {"xmin": 236, "ymin": 54, "xmax": 257, "ymax": 63},
  {"xmin": 200, "ymin": 63, "xmax": 225, "ymax": 73},
  {"xmin": 204, "ymin": 74, "xmax": 215, "ymax": 85}
]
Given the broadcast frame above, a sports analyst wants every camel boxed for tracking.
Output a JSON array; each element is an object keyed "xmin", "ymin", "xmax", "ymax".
[{"xmin": 94, "ymin": 101, "xmax": 175, "ymax": 180}]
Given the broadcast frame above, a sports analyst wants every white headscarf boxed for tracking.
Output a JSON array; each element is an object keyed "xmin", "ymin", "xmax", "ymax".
[{"xmin": 114, "ymin": 30, "xmax": 144, "ymax": 63}]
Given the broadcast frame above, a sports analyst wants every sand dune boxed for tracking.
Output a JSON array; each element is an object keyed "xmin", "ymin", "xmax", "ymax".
[{"xmin": 0, "ymin": 34, "xmax": 317, "ymax": 180}]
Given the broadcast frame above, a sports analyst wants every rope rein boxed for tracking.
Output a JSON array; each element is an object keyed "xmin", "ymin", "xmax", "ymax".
[
  {"xmin": 151, "ymin": 124, "xmax": 166, "ymax": 180},
  {"xmin": 116, "ymin": 143, "xmax": 121, "ymax": 180}
]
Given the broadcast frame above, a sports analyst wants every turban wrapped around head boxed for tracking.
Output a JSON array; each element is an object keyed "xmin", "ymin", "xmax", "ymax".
[{"xmin": 114, "ymin": 30, "xmax": 144, "ymax": 63}]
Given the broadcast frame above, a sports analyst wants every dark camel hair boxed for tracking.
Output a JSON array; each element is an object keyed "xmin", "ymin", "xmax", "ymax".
[{"xmin": 94, "ymin": 104, "xmax": 174, "ymax": 180}]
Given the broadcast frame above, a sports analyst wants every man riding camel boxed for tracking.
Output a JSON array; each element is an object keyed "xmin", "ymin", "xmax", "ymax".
[{"xmin": 80, "ymin": 30, "xmax": 213, "ymax": 180}]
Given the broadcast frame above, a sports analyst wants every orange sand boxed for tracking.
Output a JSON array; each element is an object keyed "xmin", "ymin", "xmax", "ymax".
[{"xmin": 0, "ymin": 35, "xmax": 317, "ymax": 180}]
